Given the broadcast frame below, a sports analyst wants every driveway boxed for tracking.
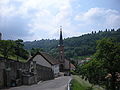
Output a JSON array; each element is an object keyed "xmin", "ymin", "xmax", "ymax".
[{"xmin": 4, "ymin": 76, "xmax": 71, "ymax": 90}]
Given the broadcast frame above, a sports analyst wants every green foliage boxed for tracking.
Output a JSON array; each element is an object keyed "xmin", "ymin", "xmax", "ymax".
[
  {"xmin": 94, "ymin": 38, "xmax": 120, "ymax": 90},
  {"xmin": 0, "ymin": 40, "xmax": 15, "ymax": 59},
  {"xmin": 14, "ymin": 39, "xmax": 29, "ymax": 59},
  {"xmin": 86, "ymin": 86, "xmax": 94, "ymax": 90},
  {"xmin": 71, "ymin": 79, "xmax": 86, "ymax": 90},
  {"xmin": 30, "ymin": 48, "xmax": 44, "ymax": 56},
  {"xmin": 0, "ymin": 39, "xmax": 29, "ymax": 61},
  {"xmin": 24, "ymin": 28, "xmax": 120, "ymax": 59},
  {"xmin": 95, "ymin": 38, "xmax": 120, "ymax": 72},
  {"xmin": 71, "ymin": 75, "xmax": 103, "ymax": 90},
  {"xmin": 79, "ymin": 38, "xmax": 120, "ymax": 90}
]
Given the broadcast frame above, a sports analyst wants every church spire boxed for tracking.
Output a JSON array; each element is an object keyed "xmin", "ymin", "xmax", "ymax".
[
  {"xmin": 58, "ymin": 26, "xmax": 65, "ymax": 70},
  {"xmin": 59, "ymin": 26, "xmax": 63, "ymax": 46}
]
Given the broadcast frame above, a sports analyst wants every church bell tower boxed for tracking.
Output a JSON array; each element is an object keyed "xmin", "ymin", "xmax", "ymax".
[
  {"xmin": 58, "ymin": 26, "xmax": 64, "ymax": 63},
  {"xmin": 58, "ymin": 26, "xmax": 65, "ymax": 72}
]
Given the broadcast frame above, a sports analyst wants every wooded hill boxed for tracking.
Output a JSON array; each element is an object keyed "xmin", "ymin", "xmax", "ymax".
[{"xmin": 24, "ymin": 28, "xmax": 120, "ymax": 59}]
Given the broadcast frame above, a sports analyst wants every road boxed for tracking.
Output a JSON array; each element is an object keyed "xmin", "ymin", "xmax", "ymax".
[{"xmin": 4, "ymin": 76, "xmax": 71, "ymax": 90}]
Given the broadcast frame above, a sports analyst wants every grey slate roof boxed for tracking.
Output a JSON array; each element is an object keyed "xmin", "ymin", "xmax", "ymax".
[{"xmin": 29, "ymin": 52, "xmax": 60, "ymax": 65}]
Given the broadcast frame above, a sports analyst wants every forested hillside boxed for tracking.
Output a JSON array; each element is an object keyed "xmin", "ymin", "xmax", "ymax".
[{"xmin": 24, "ymin": 28, "xmax": 120, "ymax": 59}]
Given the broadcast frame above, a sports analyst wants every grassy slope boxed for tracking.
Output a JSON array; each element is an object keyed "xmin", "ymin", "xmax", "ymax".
[
  {"xmin": 71, "ymin": 75, "xmax": 104, "ymax": 90},
  {"xmin": 0, "ymin": 53, "xmax": 27, "ymax": 63}
]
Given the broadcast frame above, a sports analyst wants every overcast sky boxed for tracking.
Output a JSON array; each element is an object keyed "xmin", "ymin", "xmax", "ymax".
[{"xmin": 0, "ymin": 0, "xmax": 120, "ymax": 41}]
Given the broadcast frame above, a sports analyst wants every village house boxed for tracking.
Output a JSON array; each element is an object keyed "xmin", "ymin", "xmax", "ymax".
[{"xmin": 28, "ymin": 52, "xmax": 60, "ymax": 79}]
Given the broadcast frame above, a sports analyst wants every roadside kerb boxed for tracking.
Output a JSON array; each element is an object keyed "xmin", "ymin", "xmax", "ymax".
[{"xmin": 67, "ymin": 78, "xmax": 72, "ymax": 90}]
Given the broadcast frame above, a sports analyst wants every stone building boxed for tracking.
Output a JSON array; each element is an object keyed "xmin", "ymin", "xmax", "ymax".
[{"xmin": 28, "ymin": 52, "xmax": 60, "ymax": 80}]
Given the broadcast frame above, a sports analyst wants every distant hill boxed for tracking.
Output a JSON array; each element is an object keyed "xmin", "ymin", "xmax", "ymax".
[{"xmin": 24, "ymin": 28, "xmax": 120, "ymax": 59}]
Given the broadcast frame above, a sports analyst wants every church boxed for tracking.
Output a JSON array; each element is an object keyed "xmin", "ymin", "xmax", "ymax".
[{"xmin": 58, "ymin": 26, "xmax": 70, "ymax": 75}]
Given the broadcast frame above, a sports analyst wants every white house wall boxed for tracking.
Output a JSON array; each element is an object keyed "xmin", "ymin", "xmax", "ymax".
[
  {"xmin": 33, "ymin": 55, "xmax": 51, "ymax": 68},
  {"xmin": 52, "ymin": 64, "xmax": 59, "ymax": 74}
]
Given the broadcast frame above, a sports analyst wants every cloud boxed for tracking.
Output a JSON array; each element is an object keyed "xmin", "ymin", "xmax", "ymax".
[
  {"xmin": 75, "ymin": 8, "xmax": 120, "ymax": 30},
  {"xmin": 19, "ymin": 0, "xmax": 79, "ymax": 40},
  {"xmin": 0, "ymin": 0, "xmax": 120, "ymax": 41},
  {"xmin": 0, "ymin": 0, "xmax": 80, "ymax": 41}
]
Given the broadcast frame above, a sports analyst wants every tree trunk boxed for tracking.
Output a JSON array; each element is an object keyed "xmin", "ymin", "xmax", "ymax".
[{"xmin": 110, "ymin": 73, "xmax": 116, "ymax": 90}]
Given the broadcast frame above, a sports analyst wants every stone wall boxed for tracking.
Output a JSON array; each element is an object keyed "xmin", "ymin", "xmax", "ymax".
[
  {"xmin": 22, "ymin": 74, "xmax": 37, "ymax": 85},
  {"xmin": 36, "ymin": 64, "xmax": 54, "ymax": 82},
  {"xmin": 0, "ymin": 58, "xmax": 30, "ymax": 88},
  {"xmin": 0, "ymin": 60, "xmax": 5, "ymax": 88},
  {"xmin": 0, "ymin": 57, "xmax": 55, "ymax": 88}
]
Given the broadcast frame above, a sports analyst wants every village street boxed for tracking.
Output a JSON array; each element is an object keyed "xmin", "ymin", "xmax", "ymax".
[{"xmin": 4, "ymin": 76, "xmax": 71, "ymax": 90}]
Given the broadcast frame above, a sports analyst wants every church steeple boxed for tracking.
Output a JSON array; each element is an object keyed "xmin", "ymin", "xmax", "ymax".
[
  {"xmin": 58, "ymin": 26, "xmax": 64, "ymax": 64},
  {"xmin": 59, "ymin": 26, "xmax": 63, "ymax": 46}
]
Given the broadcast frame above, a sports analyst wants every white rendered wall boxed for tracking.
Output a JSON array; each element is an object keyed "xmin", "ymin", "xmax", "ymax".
[{"xmin": 33, "ymin": 55, "xmax": 51, "ymax": 68}]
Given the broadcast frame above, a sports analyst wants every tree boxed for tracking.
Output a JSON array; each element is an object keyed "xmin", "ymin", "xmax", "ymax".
[
  {"xmin": 14, "ymin": 39, "xmax": 24, "ymax": 60},
  {"xmin": 92, "ymin": 31, "xmax": 94, "ymax": 34},
  {"xmin": 14, "ymin": 39, "xmax": 29, "ymax": 59},
  {"xmin": 0, "ymin": 40, "xmax": 15, "ymax": 60},
  {"xmin": 80, "ymin": 38, "xmax": 120, "ymax": 90},
  {"xmin": 30, "ymin": 48, "xmax": 44, "ymax": 56},
  {"xmin": 94, "ymin": 38, "xmax": 120, "ymax": 90},
  {"xmin": 0, "ymin": 40, "xmax": 29, "ymax": 60},
  {"xmin": 105, "ymin": 29, "xmax": 107, "ymax": 32}
]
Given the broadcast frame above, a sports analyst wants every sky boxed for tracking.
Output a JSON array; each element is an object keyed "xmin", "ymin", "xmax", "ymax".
[{"xmin": 0, "ymin": 0, "xmax": 120, "ymax": 41}]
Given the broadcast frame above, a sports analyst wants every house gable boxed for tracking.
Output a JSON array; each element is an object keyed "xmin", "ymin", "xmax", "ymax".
[{"xmin": 33, "ymin": 54, "xmax": 52, "ymax": 68}]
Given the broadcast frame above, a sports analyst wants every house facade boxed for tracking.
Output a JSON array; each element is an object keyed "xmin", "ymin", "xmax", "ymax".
[{"xmin": 28, "ymin": 52, "xmax": 60, "ymax": 79}]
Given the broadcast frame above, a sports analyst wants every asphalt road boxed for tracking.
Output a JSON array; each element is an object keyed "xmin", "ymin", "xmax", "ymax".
[{"xmin": 4, "ymin": 76, "xmax": 71, "ymax": 90}]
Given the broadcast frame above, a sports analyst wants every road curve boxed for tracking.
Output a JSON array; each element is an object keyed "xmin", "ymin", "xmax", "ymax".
[{"xmin": 4, "ymin": 76, "xmax": 71, "ymax": 90}]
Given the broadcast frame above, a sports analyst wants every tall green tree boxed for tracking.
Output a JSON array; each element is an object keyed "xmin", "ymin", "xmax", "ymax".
[
  {"xmin": 0, "ymin": 40, "xmax": 15, "ymax": 60},
  {"xmin": 94, "ymin": 38, "xmax": 120, "ymax": 90},
  {"xmin": 80, "ymin": 38, "xmax": 120, "ymax": 90},
  {"xmin": 14, "ymin": 39, "xmax": 29, "ymax": 59},
  {"xmin": 14, "ymin": 39, "xmax": 24, "ymax": 60}
]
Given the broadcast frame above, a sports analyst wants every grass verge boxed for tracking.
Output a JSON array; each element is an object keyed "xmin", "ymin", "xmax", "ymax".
[
  {"xmin": 71, "ymin": 79, "xmax": 87, "ymax": 90},
  {"xmin": 71, "ymin": 75, "xmax": 104, "ymax": 90}
]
